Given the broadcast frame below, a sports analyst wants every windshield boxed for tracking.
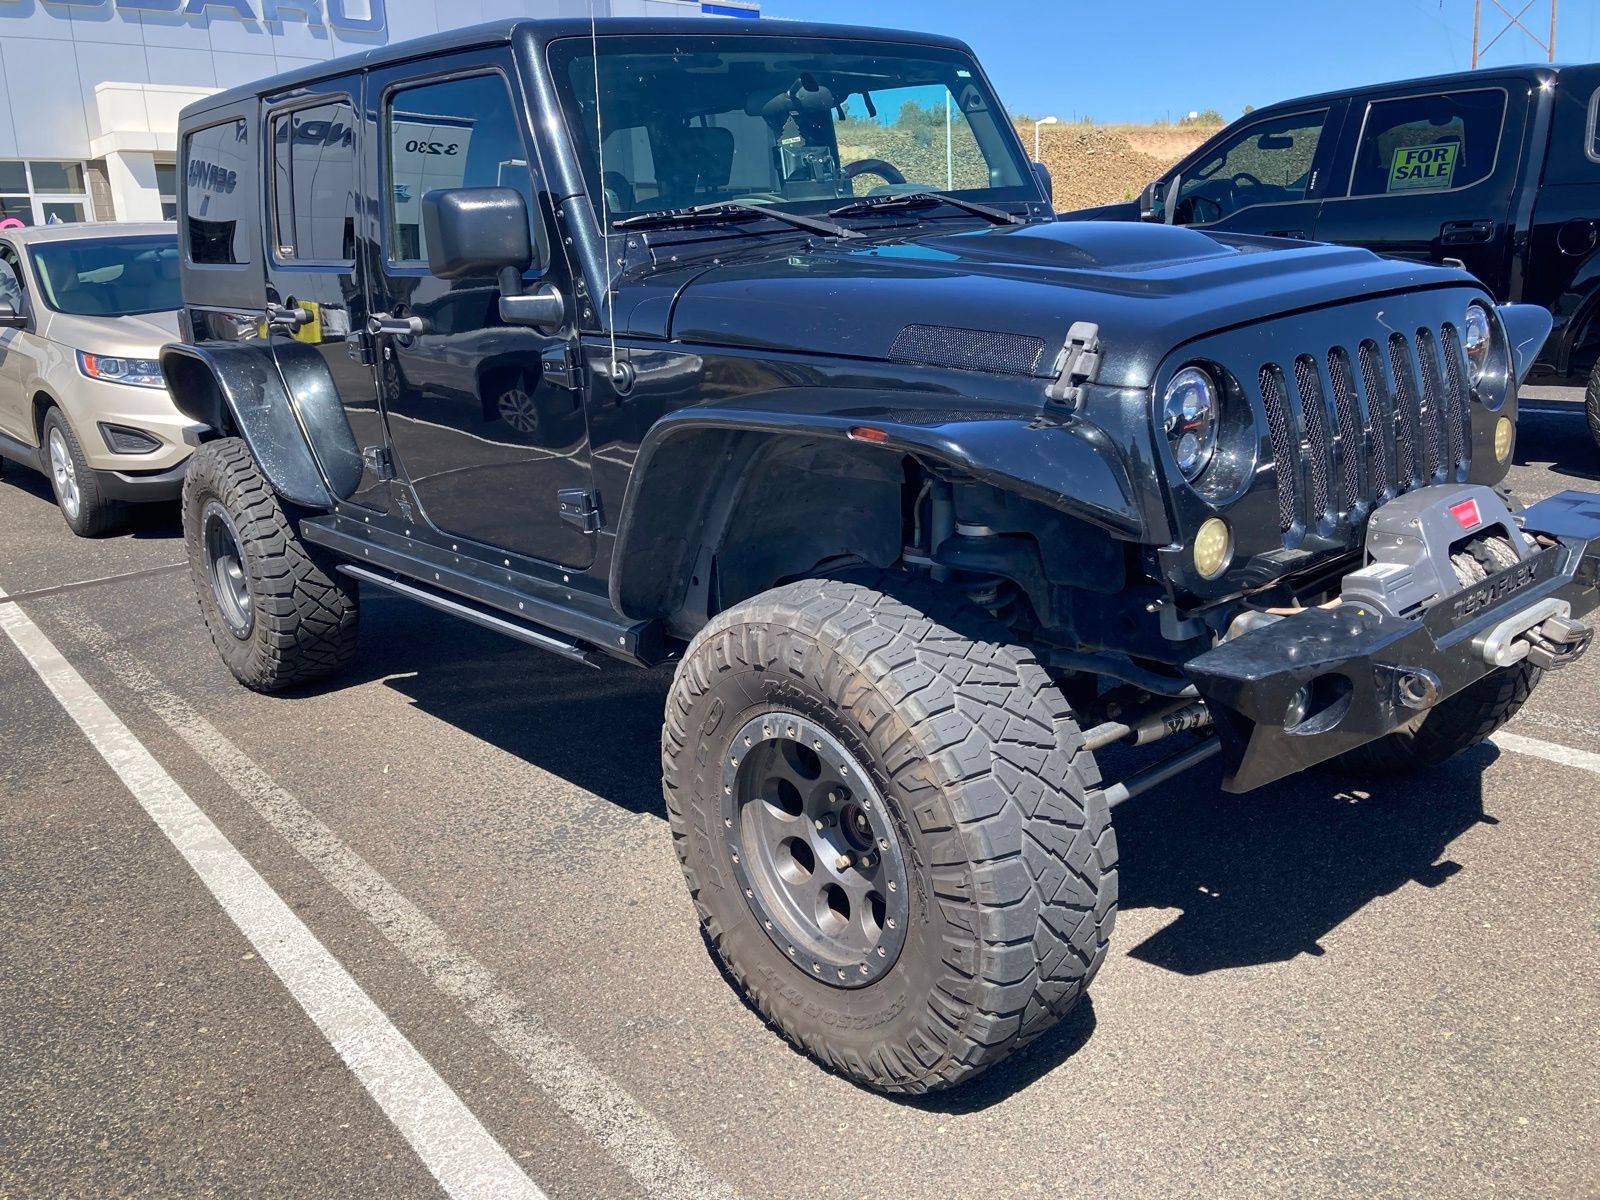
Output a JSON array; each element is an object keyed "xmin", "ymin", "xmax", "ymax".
[
  {"xmin": 29, "ymin": 236, "xmax": 181, "ymax": 317},
  {"xmin": 549, "ymin": 34, "xmax": 1037, "ymax": 225}
]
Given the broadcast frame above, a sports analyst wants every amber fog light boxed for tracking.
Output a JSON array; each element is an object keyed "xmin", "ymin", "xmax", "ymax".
[
  {"xmin": 1495, "ymin": 416, "xmax": 1514, "ymax": 462},
  {"xmin": 1194, "ymin": 517, "xmax": 1233, "ymax": 579}
]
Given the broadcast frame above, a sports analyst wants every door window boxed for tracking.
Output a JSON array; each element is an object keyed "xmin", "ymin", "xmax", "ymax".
[
  {"xmin": 271, "ymin": 100, "xmax": 359, "ymax": 263},
  {"xmin": 184, "ymin": 120, "xmax": 252, "ymax": 265},
  {"xmin": 0, "ymin": 255, "xmax": 22, "ymax": 308},
  {"xmin": 383, "ymin": 72, "xmax": 536, "ymax": 264},
  {"xmin": 1175, "ymin": 110, "xmax": 1328, "ymax": 224},
  {"xmin": 1349, "ymin": 89, "xmax": 1506, "ymax": 198},
  {"xmin": 156, "ymin": 161, "xmax": 179, "ymax": 221}
]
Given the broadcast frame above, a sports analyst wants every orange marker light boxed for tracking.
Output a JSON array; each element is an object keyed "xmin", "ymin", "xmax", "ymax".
[{"xmin": 848, "ymin": 425, "xmax": 889, "ymax": 443}]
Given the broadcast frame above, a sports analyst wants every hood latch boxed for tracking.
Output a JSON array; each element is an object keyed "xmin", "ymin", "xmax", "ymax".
[{"xmin": 1045, "ymin": 321, "xmax": 1102, "ymax": 409}]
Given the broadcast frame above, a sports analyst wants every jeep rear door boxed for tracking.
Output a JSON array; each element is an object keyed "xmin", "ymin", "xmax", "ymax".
[
  {"xmin": 363, "ymin": 51, "xmax": 597, "ymax": 570},
  {"xmin": 1311, "ymin": 80, "xmax": 1530, "ymax": 293}
]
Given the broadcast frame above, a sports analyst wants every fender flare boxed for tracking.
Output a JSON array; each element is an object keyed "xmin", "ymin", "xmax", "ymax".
[
  {"xmin": 608, "ymin": 386, "xmax": 1143, "ymax": 622},
  {"xmin": 160, "ymin": 339, "xmax": 363, "ymax": 508}
]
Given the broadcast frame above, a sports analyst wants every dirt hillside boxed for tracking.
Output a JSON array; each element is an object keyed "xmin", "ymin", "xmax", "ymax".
[{"xmin": 1022, "ymin": 121, "xmax": 1212, "ymax": 211}]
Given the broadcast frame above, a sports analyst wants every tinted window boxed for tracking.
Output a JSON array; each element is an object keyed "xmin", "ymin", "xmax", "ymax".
[
  {"xmin": 272, "ymin": 101, "xmax": 358, "ymax": 262},
  {"xmin": 185, "ymin": 120, "xmax": 251, "ymax": 264},
  {"xmin": 1350, "ymin": 89, "xmax": 1506, "ymax": 197},
  {"xmin": 30, "ymin": 236, "xmax": 182, "ymax": 317},
  {"xmin": 384, "ymin": 73, "xmax": 534, "ymax": 263},
  {"xmin": 0, "ymin": 256, "xmax": 22, "ymax": 308},
  {"xmin": 1588, "ymin": 89, "xmax": 1600, "ymax": 164},
  {"xmin": 1176, "ymin": 109, "xmax": 1328, "ymax": 224},
  {"xmin": 549, "ymin": 34, "xmax": 1034, "ymax": 222}
]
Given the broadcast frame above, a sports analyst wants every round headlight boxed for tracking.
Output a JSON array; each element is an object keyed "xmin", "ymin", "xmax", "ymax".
[
  {"xmin": 1163, "ymin": 366, "xmax": 1218, "ymax": 481},
  {"xmin": 1463, "ymin": 304, "xmax": 1492, "ymax": 385}
]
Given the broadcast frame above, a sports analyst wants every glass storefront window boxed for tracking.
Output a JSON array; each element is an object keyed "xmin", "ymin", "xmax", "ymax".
[
  {"xmin": 0, "ymin": 161, "xmax": 91, "ymax": 226},
  {"xmin": 155, "ymin": 162, "xmax": 178, "ymax": 221}
]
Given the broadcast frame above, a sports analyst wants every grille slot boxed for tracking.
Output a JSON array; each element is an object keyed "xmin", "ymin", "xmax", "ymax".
[
  {"xmin": 1440, "ymin": 323, "xmax": 1470, "ymax": 470},
  {"xmin": 1357, "ymin": 340, "xmax": 1393, "ymax": 497},
  {"xmin": 1328, "ymin": 349, "xmax": 1363, "ymax": 511},
  {"xmin": 1256, "ymin": 322, "xmax": 1473, "ymax": 544},
  {"xmin": 1293, "ymin": 355, "xmax": 1332, "ymax": 526},
  {"xmin": 1260, "ymin": 365, "xmax": 1296, "ymax": 532}
]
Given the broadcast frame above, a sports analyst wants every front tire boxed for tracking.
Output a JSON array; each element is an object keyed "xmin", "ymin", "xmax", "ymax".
[
  {"xmin": 1586, "ymin": 361, "xmax": 1600, "ymax": 453},
  {"xmin": 663, "ymin": 572, "xmax": 1117, "ymax": 1093},
  {"xmin": 182, "ymin": 437, "xmax": 359, "ymax": 692},
  {"xmin": 42, "ymin": 408, "xmax": 125, "ymax": 537}
]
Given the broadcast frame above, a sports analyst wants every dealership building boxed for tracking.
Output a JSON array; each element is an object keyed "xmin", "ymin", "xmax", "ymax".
[{"xmin": 0, "ymin": 0, "xmax": 758, "ymax": 227}]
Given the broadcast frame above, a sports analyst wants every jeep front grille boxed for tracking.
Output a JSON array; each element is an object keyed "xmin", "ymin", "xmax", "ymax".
[{"xmin": 1258, "ymin": 322, "xmax": 1472, "ymax": 536}]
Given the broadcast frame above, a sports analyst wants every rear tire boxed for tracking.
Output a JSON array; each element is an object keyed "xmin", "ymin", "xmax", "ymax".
[
  {"xmin": 1587, "ymin": 361, "xmax": 1600, "ymax": 453},
  {"xmin": 182, "ymin": 437, "xmax": 359, "ymax": 692},
  {"xmin": 42, "ymin": 408, "xmax": 126, "ymax": 538},
  {"xmin": 663, "ymin": 571, "xmax": 1117, "ymax": 1093}
]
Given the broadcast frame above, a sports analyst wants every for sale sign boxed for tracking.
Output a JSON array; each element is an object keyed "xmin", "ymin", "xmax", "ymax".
[{"xmin": 1388, "ymin": 142, "xmax": 1459, "ymax": 192}]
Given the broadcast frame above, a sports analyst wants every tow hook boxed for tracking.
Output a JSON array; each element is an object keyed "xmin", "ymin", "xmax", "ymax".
[{"xmin": 1472, "ymin": 598, "xmax": 1593, "ymax": 670}]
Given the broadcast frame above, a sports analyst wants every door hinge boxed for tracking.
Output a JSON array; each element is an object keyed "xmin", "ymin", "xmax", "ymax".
[
  {"xmin": 363, "ymin": 445, "xmax": 394, "ymax": 481},
  {"xmin": 346, "ymin": 329, "xmax": 376, "ymax": 366},
  {"xmin": 542, "ymin": 343, "xmax": 583, "ymax": 390},
  {"xmin": 558, "ymin": 487, "xmax": 602, "ymax": 533}
]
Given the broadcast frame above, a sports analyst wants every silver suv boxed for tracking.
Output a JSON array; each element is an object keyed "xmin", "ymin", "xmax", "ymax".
[{"xmin": 0, "ymin": 223, "xmax": 196, "ymax": 536}]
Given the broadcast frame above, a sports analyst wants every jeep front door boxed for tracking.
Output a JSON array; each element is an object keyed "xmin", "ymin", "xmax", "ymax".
[
  {"xmin": 365, "ymin": 56, "xmax": 595, "ymax": 570},
  {"xmin": 260, "ymin": 73, "xmax": 390, "ymax": 512}
]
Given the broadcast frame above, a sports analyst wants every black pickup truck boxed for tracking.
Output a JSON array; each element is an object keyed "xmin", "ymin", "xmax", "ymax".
[
  {"xmin": 163, "ymin": 19, "xmax": 1600, "ymax": 1094},
  {"xmin": 1062, "ymin": 65, "xmax": 1600, "ymax": 447}
]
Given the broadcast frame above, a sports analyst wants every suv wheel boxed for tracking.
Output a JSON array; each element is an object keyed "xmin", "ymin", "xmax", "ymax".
[
  {"xmin": 182, "ymin": 437, "xmax": 360, "ymax": 691},
  {"xmin": 1587, "ymin": 362, "xmax": 1600, "ymax": 453},
  {"xmin": 42, "ymin": 408, "xmax": 125, "ymax": 537},
  {"xmin": 663, "ymin": 571, "xmax": 1117, "ymax": 1093}
]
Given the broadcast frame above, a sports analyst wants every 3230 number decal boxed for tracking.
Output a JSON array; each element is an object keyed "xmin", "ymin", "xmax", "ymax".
[{"xmin": 404, "ymin": 140, "xmax": 459, "ymax": 156}]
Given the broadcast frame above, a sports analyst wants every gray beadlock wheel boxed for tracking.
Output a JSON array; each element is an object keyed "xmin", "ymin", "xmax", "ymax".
[
  {"xmin": 663, "ymin": 571, "xmax": 1117, "ymax": 1094},
  {"xmin": 182, "ymin": 437, "xmax": 360, "ymax": 692}
]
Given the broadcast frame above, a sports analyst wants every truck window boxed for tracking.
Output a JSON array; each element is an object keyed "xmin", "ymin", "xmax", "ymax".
[
  {"xmin": 184, "ymin": 119, "xmax": 251, "ymax": 266},
  {"xmin": 1349, "ymin": 89, "xmax": 1506, "ymax": 198},
  {"xmin": 383, "ymin": 72, "xmax": 536, "ymax": 264},
  {"xmin": 1175, "ymin": 109, "xmax": 1328, "ymax": 224},
  {"xmin": 1587, "ymin": 89, "xmax": 1600, "ymax": 164},
  {"xmin": 271, "ymin": 100, "xmax": 358, "ymax": 263}
]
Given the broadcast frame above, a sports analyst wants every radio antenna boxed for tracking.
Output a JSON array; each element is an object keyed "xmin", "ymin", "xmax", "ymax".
[{"xmin": 589, "ymin": 1, "xmax": 619, "ymax": 380}]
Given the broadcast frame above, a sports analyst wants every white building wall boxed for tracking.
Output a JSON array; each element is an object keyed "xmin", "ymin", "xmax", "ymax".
[{"xmin": 0, "ymin": 0, "xmax": 757, "ymax": 221}]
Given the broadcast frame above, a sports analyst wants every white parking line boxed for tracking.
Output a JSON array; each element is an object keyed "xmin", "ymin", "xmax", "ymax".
[
  {"xmin": 1493, "ymin": 730, "xmax": 1600, "ymax": 776},
  {"xmin": 0, "ymin": 583, "xmax": 546, "ymax": 1200},
  {"xmin": 62, "ymin": 606, "xmax": 738, "ymax": 1200}
]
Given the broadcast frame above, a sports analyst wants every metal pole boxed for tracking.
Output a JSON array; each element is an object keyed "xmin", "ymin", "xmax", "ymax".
[
  {"xmin": 945, "ymin": 92, "xmax": 954, "ymax": 189},
  {"xmin": 1550, "ymin": 0, "xmax": 1558, "ymax": 62},
  {"xmin": 1472, "ymin": 0, "xmax": 1481, "ymax": 68},
  {"xmin": 1034, "ymin": 120, "xmax": 1041, "ymax": 160}
]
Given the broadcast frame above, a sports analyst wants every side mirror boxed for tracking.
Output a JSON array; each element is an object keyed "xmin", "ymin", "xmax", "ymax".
[
  {"xmin": 1139, "ymin": 178, "xmax": 1164, "ymax": 221},
  {"xmin": 421, "ymin": 187, "xmax": 535, "ymax": 280},
  {"xmin": 0, "ymin": 298, "xmax": 24, "ymax": 328},
  {"xmin": 1030, "ymin": 160, "xmax": 1054, "ymax": 207}
]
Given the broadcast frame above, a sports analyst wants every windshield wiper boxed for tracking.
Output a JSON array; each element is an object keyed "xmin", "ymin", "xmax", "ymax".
[
  {"xmin": 613, "ymin": 200, "xmax": 861, "ymax": 240},
  {"xmin": 828, "ymin": 191, "xmax": 1025, "ymax": 226}
]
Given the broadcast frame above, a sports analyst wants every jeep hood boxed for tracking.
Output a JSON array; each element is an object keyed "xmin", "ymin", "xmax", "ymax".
[{"xmin": 660, "ymin": 222, "xmax": 1480, "ymax": 390}]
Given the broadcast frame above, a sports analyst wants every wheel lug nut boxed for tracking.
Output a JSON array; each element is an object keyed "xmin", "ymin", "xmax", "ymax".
[
  {"xmin": 878, "ymin": 837, "xmax": 888, "ymax": 850},
  {"xmin": 877, "ymin": 948, "xmax": 886, "ymax": 957},
  {"xmin": 827, "ymin": 791, "xmax": 840, "ymax": 805},
  {"xmin": 888, "ymin": 882, "xmax": 897, "ymax": 892},
  {"xmin": 834, "ymin": 853, "xmax": 853, "ymax": 871},
  {"xmin": 814, "ymin": 814, "xmax": 836, "ymax": 829},
  {"xmin": 887, "ymin": 919, "xmax": 896, "ymax": 929},
  {"xmin": 859, "ymin": 964, "xmax": 869, "ymax": 974},
  {"xmin": 860, "ymin": 852, "xmax": 878, "ymax": 869}
]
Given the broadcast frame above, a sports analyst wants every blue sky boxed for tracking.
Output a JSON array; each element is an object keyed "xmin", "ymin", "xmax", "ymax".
[{"xmin": 761, "ymin": 1, "xmax": 1600, "ymax": 123}]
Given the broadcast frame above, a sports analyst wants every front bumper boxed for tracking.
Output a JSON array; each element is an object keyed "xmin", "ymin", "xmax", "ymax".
[
  {"xmin": 93, "ymin": 458, "xmax": 190, "ymax": 503},
  {"xmin": 1187, "ymin": 487, "xmax": 1600, "ymax": 792}
]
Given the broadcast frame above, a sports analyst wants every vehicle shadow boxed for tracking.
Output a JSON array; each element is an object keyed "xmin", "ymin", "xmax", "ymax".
[
  {"xmin": 0, "ymin": 463, "xmax": 182, "ymax": 539},
  {"xmin": 350, "ymin": 591, "xmax": 674, "ymax": 819},
  {"xmin": 1515, "ymin": 404, "xmax": 1600, "ymax": 485}
]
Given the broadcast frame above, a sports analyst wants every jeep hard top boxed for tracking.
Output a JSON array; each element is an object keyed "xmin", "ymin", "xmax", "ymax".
[{"xmin": 164, "ymin": 18, "xmax": 1600, "ymax": 1094}]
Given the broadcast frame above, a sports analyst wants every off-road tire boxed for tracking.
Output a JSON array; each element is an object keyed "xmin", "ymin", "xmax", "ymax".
[
  {"xmin": 182, "ymin": 437, "xmax": 359, "ymax": 691},
  {"xmin": 42, "ymin": 407, "xmax": 126, "ymax": 538},
  {"xmin": 1337, "ymin": 534, "xmax": 1541, "ymax": 775},
  {"xmin": 663, "ymin": 571, "xmax": 1117, "ymax": 1093},
  {"xmin": 1586, "ymin": 361, "xmax": 1600, "ymax": 453}
]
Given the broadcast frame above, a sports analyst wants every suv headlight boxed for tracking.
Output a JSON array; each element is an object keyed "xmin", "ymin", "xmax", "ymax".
[
  {"xmin": 77, "ymin": 350, "xmax": 165, "ymax": 389},
  {"xmin": 1163, "ymin": 365, "xmax": 1218, "ymax": 481},
  {"xmin": 1463, "ymin": 304, "xmax": 1492, "ymax": 385}
]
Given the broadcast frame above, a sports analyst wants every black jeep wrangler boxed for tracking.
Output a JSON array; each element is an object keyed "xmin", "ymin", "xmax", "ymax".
[{"xmin": 164, "ymin": 18, "xmax": 1600, "ymax": 1094}]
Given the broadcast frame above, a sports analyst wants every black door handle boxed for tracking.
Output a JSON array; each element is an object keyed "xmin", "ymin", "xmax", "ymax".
[{"xmin": 1441, "ymin": 219, "xmax": 1496, "ymax": 246}]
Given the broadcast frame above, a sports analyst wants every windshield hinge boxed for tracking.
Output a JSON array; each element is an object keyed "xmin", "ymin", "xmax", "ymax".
[{"xmin": 1045, "ymin": 321, "xmax": 1102, "ymax": 409}]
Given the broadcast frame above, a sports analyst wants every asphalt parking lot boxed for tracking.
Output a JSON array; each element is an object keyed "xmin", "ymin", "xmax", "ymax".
[{"xmin": 2, "ymin": 394, "xmax": 1598, "ymax": 1200}]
